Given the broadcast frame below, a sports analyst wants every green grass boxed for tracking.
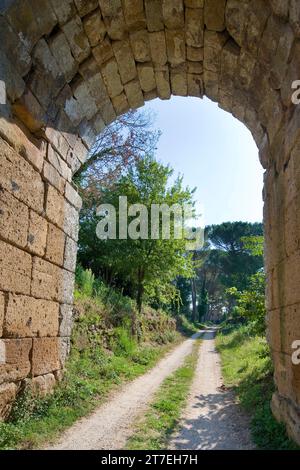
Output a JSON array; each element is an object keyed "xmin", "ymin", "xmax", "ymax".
[
  {"xmin": 126, "ymin": 339, "xmax": 201, "ymax": 450},
  {"xmin": 0, "ymin": 331, "xmax": 183, "ymax": 450},
  {"xmin": 216, "ymin": 325, "xmax": 299, "ymax": 450}
]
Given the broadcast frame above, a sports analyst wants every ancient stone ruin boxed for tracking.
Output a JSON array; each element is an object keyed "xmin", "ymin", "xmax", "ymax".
[{"xmin": 0, "ymin": 0, "xmax": 300, "ymax": 444}]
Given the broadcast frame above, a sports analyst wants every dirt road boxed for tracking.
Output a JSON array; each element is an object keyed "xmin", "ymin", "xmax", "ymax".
[
  {"xmin": 47, "ymin": 332, "xmax": 202, "ymax": 450},
  {"xmin": 170, "ymin": 330, "xmax": 255, "ymax": 450}
]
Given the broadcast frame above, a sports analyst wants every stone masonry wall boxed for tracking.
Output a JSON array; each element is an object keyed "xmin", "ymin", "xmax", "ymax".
[
  {"xmin": 0, "ymin": 0, "xmax": 300, "ymax": 445},
  {"xmin": 0, "ymin": 117, "xmax": 85, "ymax": 418}
]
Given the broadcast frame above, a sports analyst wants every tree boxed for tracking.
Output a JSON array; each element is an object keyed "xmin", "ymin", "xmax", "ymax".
[
  {"xmin": 74, "ymin": 109, "xmax": 160, "ymax": 204},
  {"xmin": 78, "ymin": 156, "xmax": 195, "ymax": 332}
]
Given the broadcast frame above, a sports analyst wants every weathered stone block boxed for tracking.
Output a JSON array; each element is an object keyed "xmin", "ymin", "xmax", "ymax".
[
  {"xmin": 0, "ymin": 338, "xmax": 32, "ymax": 385},
  {"xmin": 64, "ymin": 237, "xmax": 78, "ymax": 273},
  {"xmin": 72, "ymin": 78, "xmax": 98, "ymax": 121},
  {"xmin": 165, "ymin": 30, "xmax": 186, "ymax": 66},
  {"xmin": 162, "ymin": 0, "xmax": 184, "ymax": 29},
  {"xmin": 101, "ymin": 58, "xmax": 123, "ymax": 98},
  {"xmin": 225, "ymin": 0, "xmax": 248, "ymax": 46},
  {"xmin": 50, "ymin": 0, "xmax": 76, "ymax": 25},
  {"xmin": 187, "ymin": 73, "xmax": 204, "ymax": 97},
  {"xmin": 62, "ymin": 16, "xmax": 91, "ymax": 63},
  {"xmin": 74, "ymin": 0, "xmax": 98, "ymax": 16},
  {"xmin": 46, "ymin": 184, "xmax": 65, "ymax": 228},
  {"xmin": 4, "ymin": 0, "xmax": 41, "ymax": 51},
  {"xmin": 0, "ymin": 382, "xmax": 17, "ymax": 420},
  {"xmin": 43, "ymin": 161, "xmax": 65, "ymax": 194},
  {"xmin": 59, "ymin": 304, "xmax": 73, "ymax": 337},
  {"xmin": 204, "ymin": 0, "xmax": 226, "ymax": 31},
  {"xmin": 83, "ymin": 9, "xmax": 106, "ymax": 47},
  {"xmin": 123, "ymin": 0, "xmax": 146, "ymax": 31},
  {"xmin": 31, "ymin": 257, "xmax": 60, "ymax": 301},
  {"xmin": 0, "ymin": 118, "xmax": 45, "ymax": 173},
  {"xmin": 0, "ymin": 240, "xmax": 31, "ymax": 295},
  {"xmin": 185, "ymin": 8, "xmax": 204, "ymax": 48},
  {"xmin": 144, "ymin": 0, "xmax": 164, "ymax": 32},
  {"xmin": 44, "ymin": 127, "xmax": 70, "ymax": 162},
  {"xmin": 137, "ymin": 63, "xmax": 156, "ymax": 92},
  {"xmin": 46, "ymin": 223, "xmax": 65, "ymax": 266},
  {"xmin": 130, "ymin": 30, "xmax": 151, "ymax": 63},
  {"xmin": 0, "ymin": 293, "xmax": 5, "ymax": 337},
  {"xmin": 32, "ymin": 338, "xmax": 60, "ymax": 376},
  {"xmin": 290, "ymin": 0, "xmax": 300, "ymax": 37},
  {"xmin": 27, "ymin": 210, "xmax": 48, "ymax": 257},
  {"xmin": 112, "ymin": 40, "xmax": 137, "ymax": 84},
  {"xmin": 171, "ymin": 66, "xmax": 188, "ymax": 96},
  {"xmin": 4, "ymin": 294, "xmax": 59, "ymax": 338},
  {"xmin": 73, "ymin": 138, "xmax": 89, "ymax": 164},
  {"xmin": 0, "ymin": 188, "xmax": 29, "ymax": 248},
  {"xmin": 59, "ymin": 337, "xmax": 71, "ymax": 367},
  {"xmin": 99, "ymin": 0, "xmax": 126, "ymax": 40},
  {"xmin": 149, "ymin": 32, "xmax": 168, "ymax": 66},
  {"xmin": 48, "ymin": 145, "xmax": 72, "ymax": 182},
  {"xmin": 30, "ymin": 373, "xmax": 56, "ymax": 397},
  {"xmin": 124, "ymin": 79, "xmax": 145, "ymax": 108},
  {"xmin": 13, "ymin": 88, "xmax": 46, "ymax": 133},
  {"xmin": 79, "ymin": 120, "xmax": 97, "ymax": 148},
  {"xmin": 0, "ymin": 49, "xmax": 25, "ymax": 102},
  {"xmin": 270, "ymin": 0, "xmax": 289, "ymax": 19},
  {"xmin": 155, "ymin": 68, "xmax": 171, "ymax": 100},
  {"xmin": 65, "ymin": 182, "xmax": 82, "ymax": 210},
  {"xmin": 91, "ymin": 112, "xmax": 106, "ymax": 134},
  {"xmin": 27, "ymin": 39, "xmax": 65, "ymax": 111},
  {"xmin": 48, "ymin": 31, "xmax": 78, "ymax": 83},
  {"xmin": 112, "ymin": 92, "xmax": 129, "ymax": 115},
  {"xmin": 92, "ymin": 38, "xmax": 114, "ymax": 67},
  {"xmin": 0, "ymin": 16, "xmax": 31, "ymax": 77},
  {"xmin": 59, "ymin": 269, "xmax": 75, "ymax": 304},
  {"xmin": 204, "ymin": 30, "xmax": 228, "ymax": 73},
  {"xmin": 185, "ymin": 0, "xmax": 204, "ymax": 7},
  {"xmin": 187, "ymin": 46, "xmax": 204, "ymax": 62},
  {"xmin": 63, "ymin": 202, "xmax": 79, "ymax": 242}
]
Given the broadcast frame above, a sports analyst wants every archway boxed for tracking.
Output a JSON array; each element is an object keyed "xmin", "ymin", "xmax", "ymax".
[{"xmin": 0, "ymin": 0, "xmax": 300, "ymax": 444}]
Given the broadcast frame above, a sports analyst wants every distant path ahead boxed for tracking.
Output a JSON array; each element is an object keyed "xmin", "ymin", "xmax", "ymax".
[
  {"xmin": 47, "ymin": 332, "xmax": 202, "ymax": 450},
  {"xmin": 170, "ymin": 330, "xmax": 255, "ymax": 450}
]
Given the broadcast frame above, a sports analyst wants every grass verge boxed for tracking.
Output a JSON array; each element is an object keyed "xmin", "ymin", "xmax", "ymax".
[
  {"xmin": 216, "ymin": 325, "xmax": 299, "ymax": 450},
  {"xmin": 126, "ymin": 338, "xmax": 201, "ymax": 450},
  {"xmin": 0, "ymin": 331, "xmax": 183, "ymax": 450}
]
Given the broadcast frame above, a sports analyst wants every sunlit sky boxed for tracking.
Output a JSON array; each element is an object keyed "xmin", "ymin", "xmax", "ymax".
[{"xmin": 144, "ymin": 96, "xmax": 264, "ymax": 227}]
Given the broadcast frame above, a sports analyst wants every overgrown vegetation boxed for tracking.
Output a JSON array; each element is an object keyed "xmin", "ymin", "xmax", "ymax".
[
  {"xmin": 0, "ymin": 269, "xmax": 182, "ymax": 450},
  {"xmin": 126, "ymin": 339, "xmax": 201, "ymax": 450},
  {"xmin": 216, "ymin": 325, "xmax": 298, "ymax": 450}
]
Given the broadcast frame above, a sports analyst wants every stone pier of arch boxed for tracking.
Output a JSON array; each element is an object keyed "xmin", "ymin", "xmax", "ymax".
[{"xmin": 0, "ymin": 0, "xmax": 300, "ymax": 445}]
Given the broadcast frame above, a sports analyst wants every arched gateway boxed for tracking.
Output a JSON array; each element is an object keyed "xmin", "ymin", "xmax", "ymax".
[{"xmin": 0, "ymin": 0, "xmax": 300, "ymax": 444}]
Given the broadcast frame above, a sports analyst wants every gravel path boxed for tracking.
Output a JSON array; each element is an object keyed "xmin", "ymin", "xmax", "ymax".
[
  {"xmin": 170, "ymin": 330, "xmax": 255, "ymax": 450},
  {"xmin": 47, "ymin": 332, "xmax": 202, "ymax": 450}
]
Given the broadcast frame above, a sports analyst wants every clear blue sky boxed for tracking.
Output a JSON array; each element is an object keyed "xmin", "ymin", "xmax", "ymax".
[{"xmin": 145, "ymin": 96, "xmax": 264, "ymax": 227}]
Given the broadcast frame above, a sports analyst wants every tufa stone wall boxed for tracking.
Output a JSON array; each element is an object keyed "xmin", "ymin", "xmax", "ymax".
[{"xmin": 0, "ymin": 0, "xmax": 300, "ymax": 444}]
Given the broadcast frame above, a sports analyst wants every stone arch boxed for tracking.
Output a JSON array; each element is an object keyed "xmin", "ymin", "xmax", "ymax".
[{"xmin": 0, "ymin": 0, "xmax": 300, "ymax": 444}]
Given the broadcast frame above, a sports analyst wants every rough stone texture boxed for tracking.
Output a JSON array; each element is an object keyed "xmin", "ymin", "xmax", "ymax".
[
  {"xmin": 27, "ymin": 210, "xmax": 48, "ymax": 256},
  {"xmin": 0, "ymin": 0, "xmax": 300, "ymax": 445},
  {"xmin": 30, "ymin": 373, "xmax": 56, "ymax": 397},
  {"xmin": 0, "ymin": 382, "xmax": 17, "ymax": 420},
  {"xmin": 0, "ymin": 240, "xmax": 32, "ymax": 295},
  {"xmin": 4, "ymin": 294, "xmax": 59, "ymax": 338},
  {"xmin": 46, "ymin": 223, "xmax": 65, "ymax": 266},
  {"xmin": 31, "ymin": 338, "xmax": 60, "ymax": 376}
]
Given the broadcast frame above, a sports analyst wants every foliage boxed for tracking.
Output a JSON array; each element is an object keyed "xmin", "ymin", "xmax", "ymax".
[
  {"xmin": 226, "ymin": 271, "xmax": 266, "ymax": 335},
  {"xmin": 216, "ymin": 326, "xmax": 298, "ymax": 450},
  {"xmin": 78, "ymin": 156, "xmax": 196, "ymax": 316},
  {"xmin": 127, "ymin": 339, "xmax": 201, "ymax": 450},
  {"xmin": 74, "ymin": 109, "xmax": 160, "ymax": 197}
]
